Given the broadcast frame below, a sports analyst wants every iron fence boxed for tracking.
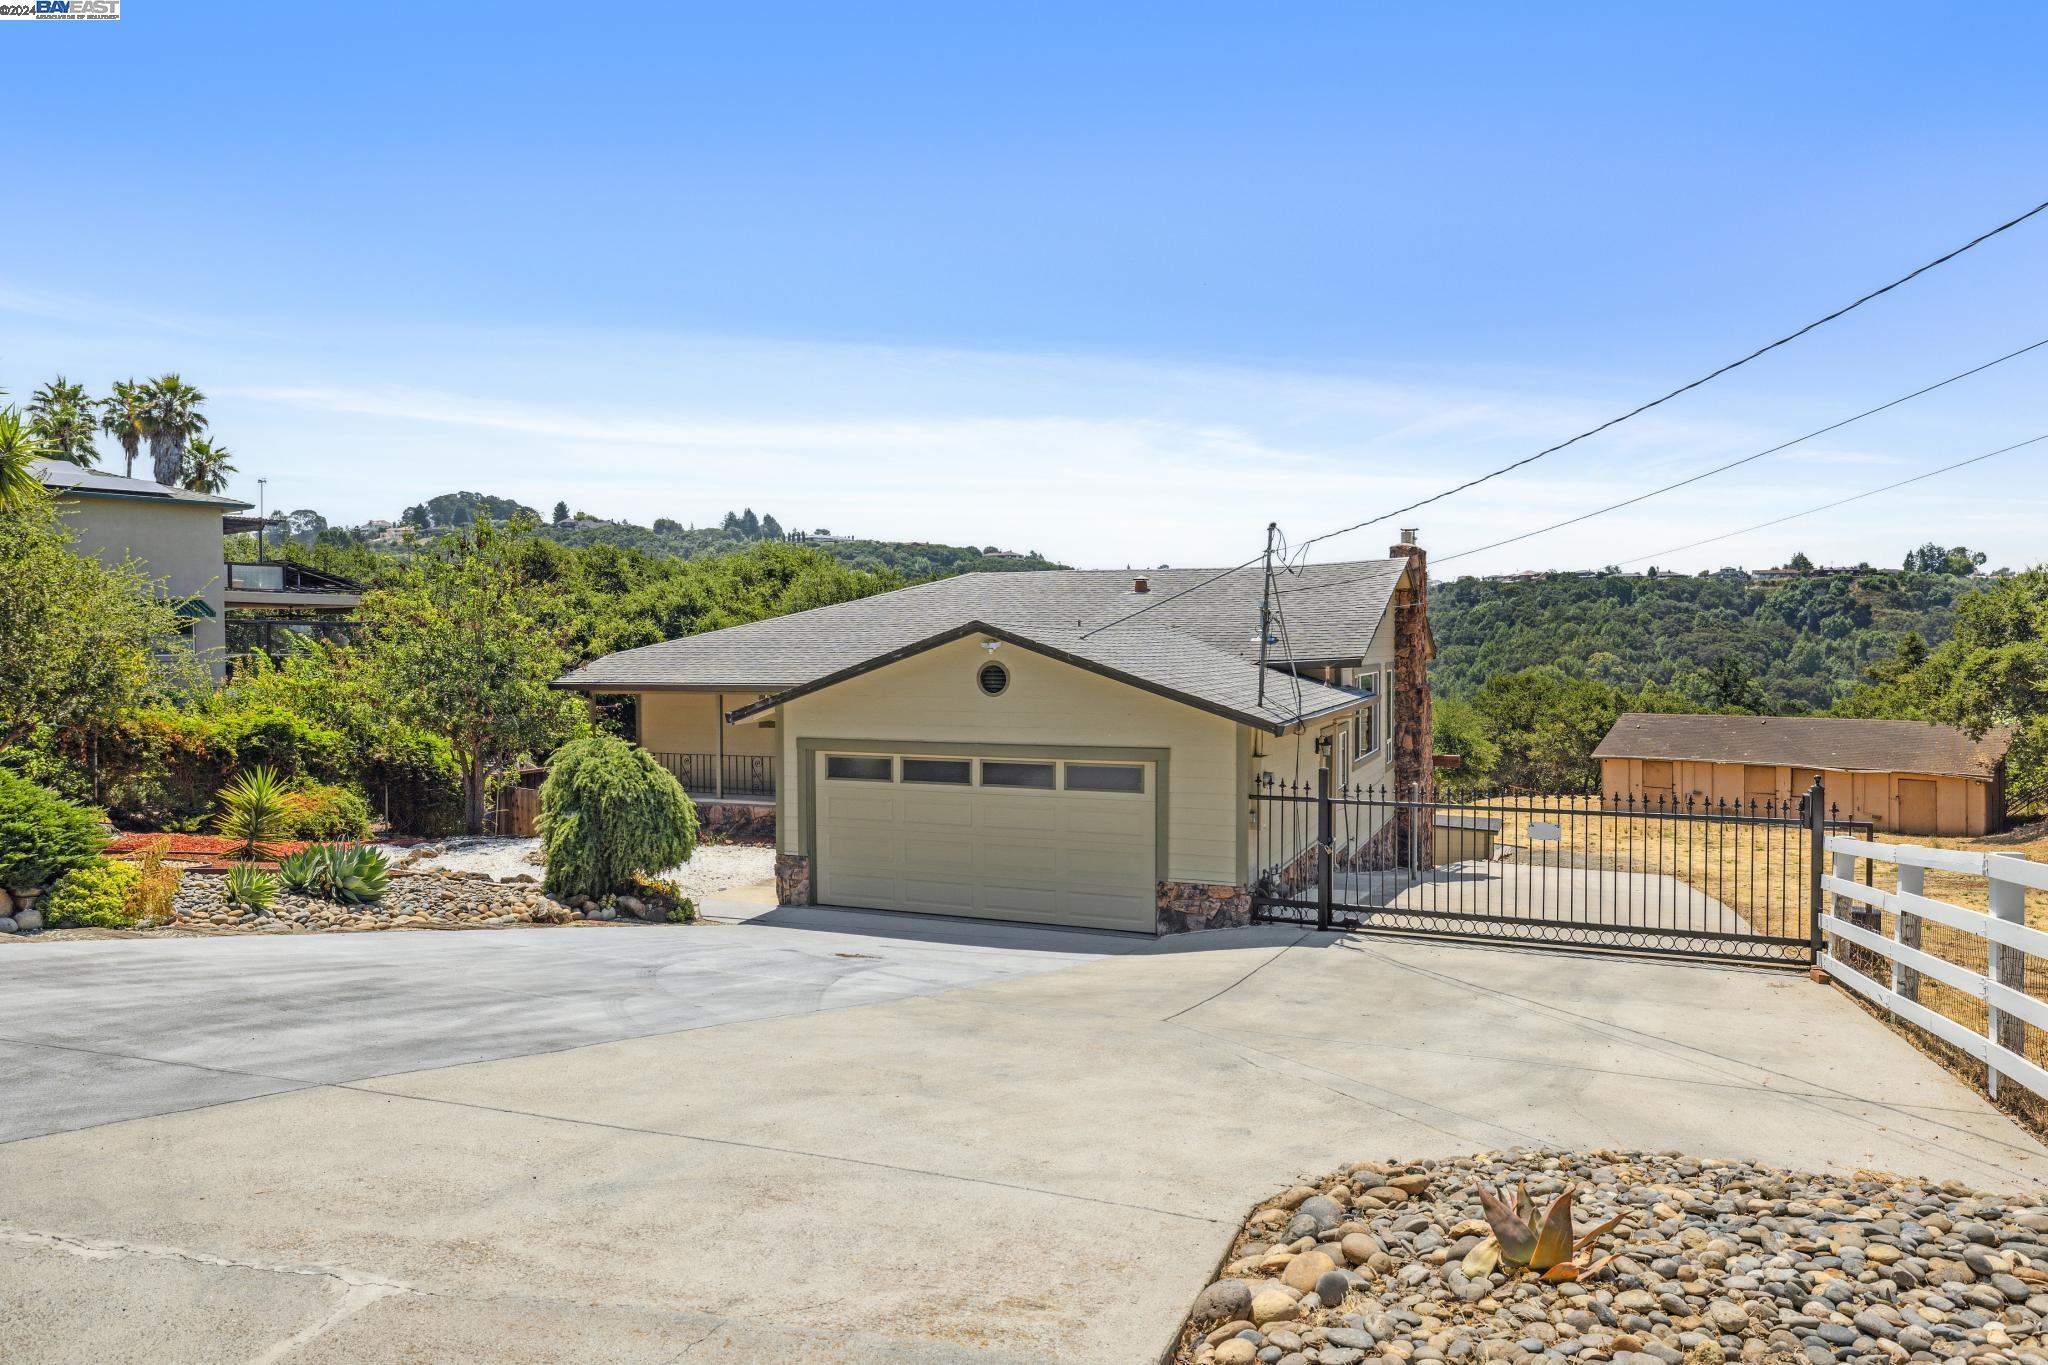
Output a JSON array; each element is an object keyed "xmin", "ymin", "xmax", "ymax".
[
  {"xmin": 649, "ymin": 752, "xmax": 777, "ymax": 799},
  {"xmin": 1249, "ymin": 774, "xmax": 1871, "ymax": 964}
]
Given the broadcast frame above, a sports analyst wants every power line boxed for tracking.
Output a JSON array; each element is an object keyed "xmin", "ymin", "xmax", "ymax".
[
  {"xmin": 1078, "ymin": 196, "xmax": 2048, "ymax": 639},
  {"xmin": 1293, "ymin": 196, "xmax": 2048, "ymax": 556},
  {"xmin": 1430, "ymin": 336, "xmax": 2048, "ymax": 567},
  {"xmin": 1614, "ymin": 432, "xmax": 2048, "ymax": 568}
]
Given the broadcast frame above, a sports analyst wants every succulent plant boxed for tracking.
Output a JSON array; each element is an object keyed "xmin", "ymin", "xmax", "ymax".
[
  {"xmin": 223, "ymin": 861, "xmax": 277, "ymax": 911},
  {"xmin": 1460, "ymin": 1183, "xmax": 1626, "ymax": 1281},
  {"xmin": 277, "ymin": 843, "xmax": 389, "ymax": 904}
]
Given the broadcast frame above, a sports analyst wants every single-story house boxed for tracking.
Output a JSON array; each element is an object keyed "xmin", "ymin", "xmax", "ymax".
[
  {"xmin": 1591, "ymin": 713, "xmax": 2014, "ymax": 836},
  {"xmin": 555, "ymin": 537, "xmax": 1438, "ymax": 934}
]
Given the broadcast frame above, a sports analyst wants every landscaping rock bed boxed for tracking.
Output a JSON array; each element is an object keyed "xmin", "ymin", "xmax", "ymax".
[
  {"xmin": 164, "ymin": 868, "xmax": 584, "ymax": 933},
  {"xmin": 1177, "ymin": 1150, "xmax": 2048, "ymax": 1365}
]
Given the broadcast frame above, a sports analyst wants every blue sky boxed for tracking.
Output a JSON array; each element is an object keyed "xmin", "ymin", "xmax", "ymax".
[{"xmin": 3, "ymin": 2, "xmax": 2044, "ymax": 573}]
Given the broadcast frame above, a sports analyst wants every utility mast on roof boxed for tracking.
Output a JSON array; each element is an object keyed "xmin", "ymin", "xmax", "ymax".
[{"xmin": 1256, "ymin": 522, "xmax": 1277, "ymax": 709}]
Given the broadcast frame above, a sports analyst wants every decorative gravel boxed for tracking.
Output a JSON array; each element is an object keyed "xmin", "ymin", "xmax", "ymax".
[
  {"xmin": 395, "ymin": 837, "xmax": 775, "ymax": 899},
  {"xmin": 1178, "ymin": 1149, "xmax": 2048, "ymax": 1365}
]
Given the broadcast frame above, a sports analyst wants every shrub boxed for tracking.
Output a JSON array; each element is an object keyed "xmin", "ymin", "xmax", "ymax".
[
  {"xmin": 624, "ymin": 871, "xmax": 696, "ymax": 923},
  {"xmin": 277, "ymin": 782, "xmax": 374, "ymax": 840},
  {"xmin": 223, "ymin": 861, "xmax": 276, "ymax": 911},
  {"xmin": 539, "ymin": 735, "xmax": 697, "ymax": 900},
  {"xmin": 216, "ymin": 766, "xmax": 293, "ymax": 859},
  {"xmin": 0, "ymin": 770, "xmax": 107, "ymax": 892},
  {"xmin": 209, "ymin": 705, "xmax": 349, "ymax": 783},
  {"xmin": 130, "ymin": 842, "xmax": 184, "ymax": 925},
  {"xmin": 277, "ymin": 843, "xmax": 389, "ymax": 903},
  {"xmin": 365, "ymin": 727, "xmax": 465, "ymax": 837},
  {"xmin": 42, "ymin": 858, "xmax": 142, "ymax": 928}
]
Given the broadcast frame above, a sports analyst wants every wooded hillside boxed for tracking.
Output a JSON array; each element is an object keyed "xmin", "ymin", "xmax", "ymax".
[{"xmin": 1429, "ymin": 570, "xmax": 1977, "ymax": 712}]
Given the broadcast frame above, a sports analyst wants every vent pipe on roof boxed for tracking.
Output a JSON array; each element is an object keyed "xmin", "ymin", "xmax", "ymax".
[{"xmin": 1133, "ymin": 576, "xmax": 1149, "ymax": 594}]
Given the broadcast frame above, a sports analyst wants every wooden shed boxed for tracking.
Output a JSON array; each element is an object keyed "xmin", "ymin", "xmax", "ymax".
[{"xmin": 1591, "ymin": 714, "xmax": 2013, "ymax": 836}]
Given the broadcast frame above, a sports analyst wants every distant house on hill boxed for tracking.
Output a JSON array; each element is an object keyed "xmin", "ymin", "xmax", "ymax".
[{"xmin": 1592, "ymin": 713, "xmax": 2014, "ymax": 836}]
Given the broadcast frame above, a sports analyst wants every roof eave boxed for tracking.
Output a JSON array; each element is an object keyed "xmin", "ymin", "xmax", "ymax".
[{"xmin": 722, "ymin": 619, "xmax": 1344, "ymax": 735}]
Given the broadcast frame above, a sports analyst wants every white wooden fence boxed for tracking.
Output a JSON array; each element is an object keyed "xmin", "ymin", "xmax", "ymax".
[{"xmin": 1819, "ymin": 834, "xmax": 2048, "ymax": 1103}]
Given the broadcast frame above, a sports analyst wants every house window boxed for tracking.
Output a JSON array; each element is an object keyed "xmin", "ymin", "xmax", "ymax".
[
  {"xmin": 980, "ymin": 760, "xmax": 1055, "ymax": 789},
  {"xmin": 825, "ymin": 754, "xmax": 893, "ymax": 782},
  {"xmin": 1064, "ymin": 763, "xmax": 1145, "ymax": 793},
  {"xmin": 1350, "ymin": 670, "xmax": 1381, "ymax": 763},
  {"xmin": 978, "ymin": 662, "xmax": 1010, "ymax": 696},
  {"xmin": 901, "ymin": 758, "xmax": 971, "ymax": 785}
]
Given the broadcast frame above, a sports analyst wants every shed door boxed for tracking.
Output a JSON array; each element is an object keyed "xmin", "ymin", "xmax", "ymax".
[
  {"xmin": 1641, "ymin": 760, "xmax": 1676, "ymax": 802},
  {"xmin": 813, "ymin": 752, "xmax": 1157, "ymax": 932},
  {"xmin": 1898, "ymin": 779, "xmax": 1939, "ymax": 833}
]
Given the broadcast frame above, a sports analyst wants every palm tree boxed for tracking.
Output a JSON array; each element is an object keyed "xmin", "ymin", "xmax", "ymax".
[
  {"xmin": 0, "ymin": 408, "xmax": 48, "ymax": 510},
  {"xmin": 180, "ymin": 438, "xmax": 237, "ymax": 494},
  {"xmin": 100, "ymin": 378, "xmax": 148, "ymax": 478},
  {"xmin": 139, "ymin": 374, "xmax": 208, "ymax": 485},
  {"xmin": 26, "ymin": 377, "xmax": 91, "ymax": 422},
  {"xmin": 28, "ymin": 401, "xmax": 99, "ymax": 467}
]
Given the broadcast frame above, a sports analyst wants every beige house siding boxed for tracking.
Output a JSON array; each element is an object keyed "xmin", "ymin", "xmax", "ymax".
[
  {"xmin": 768, "ymin": 634, "xmax": 1246, "ymax": 886},
  {"xmin": 636, "ymin": 691, "xmax": 775, "ymax": 758},
  {"xmin": 55, "ymin": 494, "xmax": 229, "ymax": 674},
  {"xmin": 1599, "ymin": 756, "xmax": 1998, "ymax": 836}
]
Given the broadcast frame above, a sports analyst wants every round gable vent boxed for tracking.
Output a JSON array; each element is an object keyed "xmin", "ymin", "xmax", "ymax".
[{"xmin": 978, "ymin": 661, "xmax": 1009, "ymax": 696}]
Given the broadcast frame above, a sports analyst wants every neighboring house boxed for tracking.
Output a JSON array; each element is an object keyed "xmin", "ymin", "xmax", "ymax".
[
  {"xmin": 35, "ymin": 461, "xmax": 363, "ymax": 677},
  {"xmin": 1592, "ymin": 713, "xmax": 2013, "ymax": 836},
  {"xmin": 555, "ymin": 537, "xmax": 1436, "ymax": 934}
]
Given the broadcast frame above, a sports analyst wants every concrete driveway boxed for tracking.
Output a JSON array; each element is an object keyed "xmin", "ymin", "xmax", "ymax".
[{"xmin": 5, "ymin": 905, "xmax": 2046, "ymax": 1364}]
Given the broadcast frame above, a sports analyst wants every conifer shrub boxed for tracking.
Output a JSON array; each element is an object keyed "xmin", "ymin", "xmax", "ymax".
[
  {"xmin": 539, "ymin": 736, "xmax": 697, "ymax": 900},
  {"xmin": 0, "ymin": 771, "xmax": 107, "ymax": 892},
  {"xmin": 43, "ymin": 859, "xmax": 142, "ymax": 928}
]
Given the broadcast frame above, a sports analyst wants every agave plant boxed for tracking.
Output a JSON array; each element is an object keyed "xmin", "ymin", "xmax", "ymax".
[
  {"xmin": 1460, "ymin": 1183, "xmax": 1626, "ymax": 1282},
  {"xmin": 223, "ymin": 861, "xmax": 277, "ymax": 911},
  {"xmin": 215, "ymin": 766, "xmax": 291, "ymax": 860},
  {"xmin": 278, "ymin": 843, "xmax": 389, "ymax": 904}
]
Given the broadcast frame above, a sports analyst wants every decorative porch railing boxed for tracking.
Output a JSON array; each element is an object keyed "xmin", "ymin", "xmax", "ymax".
[{"xmin": 649, "ymin": 752, "xmax": 776, "ymax": 799}]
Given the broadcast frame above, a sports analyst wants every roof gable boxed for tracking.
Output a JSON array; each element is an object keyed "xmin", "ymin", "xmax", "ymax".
[{"xmin": 726, "ymin": 619, "xmax": 1368, "ymax": 734}]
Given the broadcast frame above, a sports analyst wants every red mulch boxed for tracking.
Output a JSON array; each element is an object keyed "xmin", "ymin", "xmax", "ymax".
[{"xmin": 105, "ymin": 833, "xmax": 433, "ymax": 868}]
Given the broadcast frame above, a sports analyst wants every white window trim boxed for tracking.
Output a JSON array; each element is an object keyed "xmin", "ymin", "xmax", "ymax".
[{"xmin": 1350, "ymin": 668, "xmax": 1382, "ymax": 765}]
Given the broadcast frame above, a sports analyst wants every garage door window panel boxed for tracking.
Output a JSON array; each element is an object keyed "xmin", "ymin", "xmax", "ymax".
[
  {"xmin": 826, "ymin": 755, "xmax": 894, "ymax": 782},
  {"xmin": 1064, "ymin": 763, "xmax": 1145, "ymax": 794},
  {"xmin": 902, "ymin": 758, "xmax": 972, "ymax": 785},
  {"xmin": 981, "ymin": 760, "xmax": 1055, "ymax": 789}
]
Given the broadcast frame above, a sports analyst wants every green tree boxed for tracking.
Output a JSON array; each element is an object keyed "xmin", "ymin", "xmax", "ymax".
[
  {"xmin": 1788, "ymin": 551, "xmax": 1814, "ymax": 573},
  {"xmin": 1843, "ymin": 569, "xmax": 2048, "ymax": 812},
  {"xmin": 552, "ymin": 500, "xmax": 570, "ymax": 525},
  {"xmin": 1432, "ymin": 697, "xmax": 1501, "ymax": 798},
  {"xmin": 361, "ymin": 518, "xmax": 581, "ymax": 833},
  {"xmin": 0, "ymin": 493, "xmax": 192, "ymax": 753},
  {"xmin": 759, "ymin": 513, "xmax": 783, "ymax": 540},
  {"xmin": 99, "ymin": 378, "xmax": 149, "ymax": 479},
  {"xmin": 739, "ymin": 508, "xmax": 761, "ymax": 538},
  {"xmin": 139, "ymin": 374, "xmax": 209, "ymax": 486},
  {"xmin": 1904, "ymin": 543, "xmax": 1988, "ymax": 576},
  {"xmin": 26, "ymin": 378, "xmax": 98, "ymax": 467},
  {"xmin": 538, "ymin": 734, "xmax": 697, "ymax": 899},
  {"xmin": 180, "ymin": 438, "xmax": 236, "ymax": 494},
  {"xmin": 1693, "ymin": 654, "xmax": 1766, "ymax": 712},
  {"xmin": 0, "ymin": 408, "xmax": 47, "ymax": 508}
]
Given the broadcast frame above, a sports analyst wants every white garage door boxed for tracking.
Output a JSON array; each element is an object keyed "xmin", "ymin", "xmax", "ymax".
[{"xmin": 813, "ymin": 751, "xmax": 1157, "ymax": 932}]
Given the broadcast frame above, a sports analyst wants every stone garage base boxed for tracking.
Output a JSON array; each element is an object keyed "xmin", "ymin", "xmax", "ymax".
[{"xmin": 1158, "ymin": 880, "xmax": 1252, "ymax": 935}]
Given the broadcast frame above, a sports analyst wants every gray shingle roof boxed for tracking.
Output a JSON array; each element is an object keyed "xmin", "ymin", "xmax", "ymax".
[
  {"xmin": 559, "ymin": 558, "xmax": 1408, "ymax": 732},
  {"xmin": 33, "ymin": 460, "xmax": 252, "ymax": 510},
  {"xmin": 1592, "ymin": 713, "xmax": 2015, "ymax": 780}
]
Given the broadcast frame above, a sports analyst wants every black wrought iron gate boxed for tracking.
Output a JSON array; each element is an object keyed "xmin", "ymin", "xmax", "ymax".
[{"xmin": 1249, "ymin": 774, "xmax": 1870, "ymax": 965}]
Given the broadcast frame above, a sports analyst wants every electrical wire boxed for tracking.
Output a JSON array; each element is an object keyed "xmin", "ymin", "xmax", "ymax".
[
  {"xmin": 1422, "ymin": 335, "xmax": 2048, "ymax": 567},
  {"xmin": 1078, "ymin": 197, "xmax": 2048, "ymax": 639},
  {"xmin": 1614, "ymin": 432, "xmax": 2048, "ymax": 568}
]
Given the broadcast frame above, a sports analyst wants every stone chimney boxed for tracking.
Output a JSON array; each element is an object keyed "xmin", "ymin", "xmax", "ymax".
[{"xmin": 1389, "ymin": 530, "xmax": 1435, "ymax": 867}]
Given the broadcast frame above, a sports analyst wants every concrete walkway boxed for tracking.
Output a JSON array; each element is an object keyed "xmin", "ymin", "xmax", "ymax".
[{"xmin": 4, "ymin": 907, "xmax": 2046, "ymax": 1364}]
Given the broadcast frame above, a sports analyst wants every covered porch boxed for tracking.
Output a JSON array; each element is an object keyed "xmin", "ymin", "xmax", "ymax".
[{"xmin": 628, "ymin": 689, "xmax": 779, "ymax": 801}]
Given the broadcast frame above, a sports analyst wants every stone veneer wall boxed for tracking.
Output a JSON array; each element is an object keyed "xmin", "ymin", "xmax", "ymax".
[
  {"xmin": 697, "ymin": 801, "xmax": 775, "ymax": 843},
  {"xmin": 775, "ymin": 853, "xmax": 812, "ymax": 906},
  {"xmin": 1389, "ymin": 538, "xmax": 1435, "ymax": 869},
  {"xmin": 1156, "ymin": 880, "xmax": 1251, "ymax": 935}
]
